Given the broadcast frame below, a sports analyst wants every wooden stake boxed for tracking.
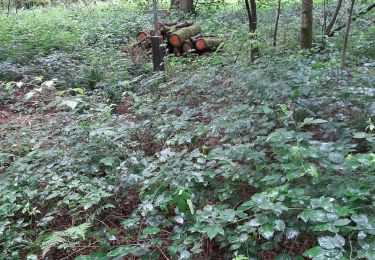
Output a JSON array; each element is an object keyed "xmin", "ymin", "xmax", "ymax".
[{"xmin": 151, "ymin": 36, "xmax": 164, "ymax": 71}]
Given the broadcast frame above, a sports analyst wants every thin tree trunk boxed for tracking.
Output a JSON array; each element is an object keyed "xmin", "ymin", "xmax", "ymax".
[
  {"xmin": 301, "ymin": 0, "xmax": 313, "ymax": 49},
  {"xmin": 273, "ymin": 0, "xmax": 282, "ymax": 46},
  {"xmin": 323, "ymin": 0, "xmax": 328, "ymax": 33},
  {"xmin": 245, "ymin": 0, "xmax": 254, "ymax": 32},
  {"xmin": 250, "ymin": 0, "xmax": 257, "ymax": 32},
  {"xmin": 322, "ymin": 0, "xmax": 328, "ymax": 46},
  {"xmin": 341, "ymin": 0, "xmax": 355, "ymax": 69},
  {"xmin": 329, "ymin": 3, "xmax": 374, "ymax": 36},
  {"xmin": 244, "ymin": 0, "xmax": 259, "ymax": 59},
  {"xmin": 325, "ymin": 0, "xmax": 343, "ymax": 35},
  {"xmin": 7, "ymin": 0, "xmax": 11, "ymax": 14}
]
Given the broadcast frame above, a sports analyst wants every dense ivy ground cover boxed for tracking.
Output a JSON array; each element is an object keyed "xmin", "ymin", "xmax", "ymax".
[{"xmin": 0, "ymin": 2, "xmax": 374, "ymax": 259}]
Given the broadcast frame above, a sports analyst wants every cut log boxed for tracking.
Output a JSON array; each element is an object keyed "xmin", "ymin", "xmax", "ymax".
[
  {"xmin": 195, "ymin": 37, "xmax": 221, "ymax": 52},
  {"xmin": 173, "ymin": 46, "xmax": 182, "ymax": 56},
  {"xmin": 159, "ymin": 22, "xmax": 191, "ymax": 34},
  {"xmin": 182, "ymin": 40, "xmax": 194, "ymax": 54},
  {"xmin": 145, "ymin": 36, "xmax": 152, "ymax": 45},
  {"xmin": 136, "ymin": 31, "xmax": 148, "ymax": 41},
  {"xmin": 169, "ymin": 24, "xmax": 202, "ymax": 47},
  {"xmin": 158, "ymin": 21, "xmax": 177, "ymax": 31},
  {"xmin": 136, "ymin": 30, "xmax": 155, "ymax": 41},
  {"xmin": 189, "ymin": 33, "xmax": 202, "ymax": 43},
  {"xmin": 175, "ymin": 21, "xmax": 194, "ymax": 29}
]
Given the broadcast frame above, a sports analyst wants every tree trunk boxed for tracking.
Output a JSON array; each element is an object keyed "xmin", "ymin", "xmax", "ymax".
[
  {"xmin": 244, "ymin": 0, "xmax": 257, "ymax": 33},
  {"xmin": 301, "ymin": 0, "xmax": 313, "ymax": 49},
  {"xmin": 329, "ymin": 3, "xmax": 374, "ymax": 37},
  {"xmin": 273, "ymin": 0, "xmax": 282, "ymax": 46},
  {"xmin": 341, "ymin": 0, "xmax": 355, "ymax": 69},
  {"xmin": 244, "ymin": 0, "xmax": 259, "ymax": 59},
  {"xmin": 325, "ymin": 0, "xmax": 343, "ymax": 35},
  {"xmin": 323, "ymin": 0, "xmax": 328, "ymax": 34},
  {"xmin": 171, "ymin": 0, "xmax": 194, "ymax": 13}
]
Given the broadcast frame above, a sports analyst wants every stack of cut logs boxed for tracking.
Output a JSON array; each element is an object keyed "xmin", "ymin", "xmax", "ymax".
[{"xmin": 136, "ymin": 21, "xmax": 221, "ymax": 56}]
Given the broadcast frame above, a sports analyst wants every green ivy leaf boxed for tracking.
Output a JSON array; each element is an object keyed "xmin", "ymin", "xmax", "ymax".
[
  {"xmin": 202, "ymin": 225, "xmax": 225, "ymax": 240},
  {"xmin": 107, "ymin": 246, "xmax": 133, "ymax": 257},
  {"xmin": 141, "ymin": 227, "xmax": 160, "ymax": 238},
  {"xmin": 259, "ymin": 224, "xmax": 274, "ymax": 240},
  {"xmin": 303, "ymin": 246, "xmax": 323, "ymax": 258},
  {"xmin": 318, "ymin": 234, "xmax": 345, "ymax": 250}
]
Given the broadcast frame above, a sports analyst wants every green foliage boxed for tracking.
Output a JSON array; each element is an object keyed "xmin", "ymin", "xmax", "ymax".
[{"xmin": 1, "ymin": 0, "xmax": 374, "ymax": 259}]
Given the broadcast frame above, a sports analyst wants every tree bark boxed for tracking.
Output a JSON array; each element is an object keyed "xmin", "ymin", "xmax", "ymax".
[
  {"xmin": 195, "ymin": 37, "xmax": 221, "ymax": 52},
  {"xmin": 329, "ymin": 3, "xmax": 374, "ymax": 36},
  {"xmin": 171, "ymin": 0, "xmax": 194, "ymax": 13},
  {"xmin": 244, "ymin": 0, "xmax": 257, "ymax": 33},
  {"xmin": 169, "ymin": 24, "xmax": 202, "ymax": 47},
  {"xmin": 273, "ymin": 0, "xmax": 282, "ymax": 46},
  {"xmin": 301, "ymin": 0, "xmax": 313, "ymax": 49},
  {"xmin": 325, "ymin": 0, "xmax": 343, "ymax": 35},
  {"xmin": 341, "ymin": 0, "xmax": 355, "ymax": 69},
  {"xmin": 182, "ymin": 40, "xmax": 194, "ymax": 54},
  {"xmin": 244, "ymin": 0, "xmax": 259, "ymax": 60}
]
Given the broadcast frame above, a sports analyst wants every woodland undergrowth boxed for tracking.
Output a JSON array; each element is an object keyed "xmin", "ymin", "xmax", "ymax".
[{"xmin": 0, "ymin": 2, "xmax": 374, "ymax": 259}]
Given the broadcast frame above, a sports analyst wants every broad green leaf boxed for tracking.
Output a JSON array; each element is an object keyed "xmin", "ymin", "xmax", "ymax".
[
  {"xmin": 303, "ymin": 246, "xmax": 323, "ymax": 258},
  {"xmin": 202, "ymin": 225, "xmax": 225, "ymax": 240},
  {"xmin": 259, "ymin": 224, "xmax": 274, "ymax": 240},
  {"xmin": 318, "ymin": 234, "xmax": 345, "ymax": 250},
  {"xmin": 74, "ymin": 251, "xmax": 108, "ymax": 260},
  {"xmin": 141, "ymin": 227, "xmax": 160, "ymax": 237},
  {"xmin": 334, "ymin": 218, "xmax": 351, "ymax": 226},
  {"xmin": 108, "ymin": 246, "xmax": 133, "ymax": 257},
  {"xmin": 72, "ymin": 87, "xmax": 85, "ymax": 94}
]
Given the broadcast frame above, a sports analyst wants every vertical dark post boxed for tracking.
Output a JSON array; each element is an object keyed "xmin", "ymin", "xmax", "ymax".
[
  {"xmin": 151, "ymin": 0, "xmax": 164, "ymax": 71},
  {"xmin": 151, "ymin": 36, "xmax": 165, "ymax": 71},
  {"xmin": 273, "ymin": 0, "xmax": 282, "ymax": 46},
  {"xmin": 152, "ymin": 0, "xmax": 160, "ymax": 35}
]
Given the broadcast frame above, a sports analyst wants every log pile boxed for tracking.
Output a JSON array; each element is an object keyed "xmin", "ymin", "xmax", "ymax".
[{"xmin": 135, "ymin": 21, "xmax": 221, "ymax": 56}]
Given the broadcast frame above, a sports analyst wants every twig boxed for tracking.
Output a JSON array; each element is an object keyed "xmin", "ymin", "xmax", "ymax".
[
  {"xmin": 61, "ymin": 242, "xmax": 96, "ymax": 260},
  {"xmin": 349, "ymin": 232, "xmax": 354, "ymax": 259},
  {"xmin": 157, "ymin": 246, "xmax": 170, "ymax": 260}
]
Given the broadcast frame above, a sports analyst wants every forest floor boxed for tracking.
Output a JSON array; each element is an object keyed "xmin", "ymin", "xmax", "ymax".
[{"xmin": 0, "ymin": 2, "xmax": 374, "ymax": 259}]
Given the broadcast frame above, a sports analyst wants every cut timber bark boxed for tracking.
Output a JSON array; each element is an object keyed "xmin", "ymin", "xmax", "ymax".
[
  {"xmin": 175, "ymin": 21, "xmax": 194, "ymax": 29},
  {"xmin": 159, "ymin": 22, "xmax": 192, "ymax": 34},
  {"xmin": 136, "ymin": 30, "xmax": 155, "ymax": 41},
  {"xmin": 189, "ymin": 33, "xmax": 202, "ymax": 43},
  {"xmin": 145, "ymin": 36, "xmax": 152, "ymax": 45},
  {"xmin": 170, "ymin": 24, "xmax": 202, "ymax": 47},
  {"xmin": 173, "ymin": 46, "xmax": 182, "ymax": 56},
  {"xmin": 136, "ymin": 31, "xmax": 148, "ymax": 41},
  {"xmin": 195, "ymin": 37, "xmax": 221, "ymax": 52},
  {"xmin": 182, "ymin": 40, "xmax": 194, "ymax": 54}
]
